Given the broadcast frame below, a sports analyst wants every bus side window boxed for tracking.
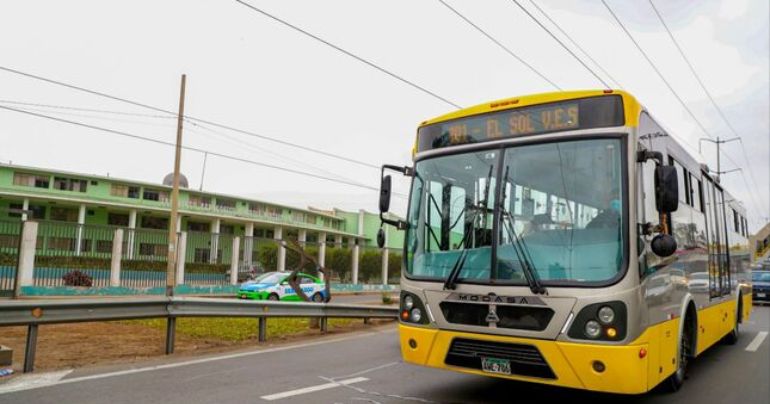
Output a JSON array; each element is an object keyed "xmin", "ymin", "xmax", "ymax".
[{"xmin": 637, "ymin": 142, "xmax": 657, "ymax": 278}]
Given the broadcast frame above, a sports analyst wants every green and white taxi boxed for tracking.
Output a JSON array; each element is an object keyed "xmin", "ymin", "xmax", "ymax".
[{"xmin": 237, "ymin": 271, "xmax": 328, "ymax": 302}]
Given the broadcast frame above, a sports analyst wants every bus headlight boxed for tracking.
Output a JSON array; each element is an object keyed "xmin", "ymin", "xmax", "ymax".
[
  {"xmin": 597, "ymin": 306, "xmax": 615, "ymax": 324},
  {"xmin": 567, "ymin": 301, "xmax": 627, "ymax": 341},
  {"xmin": 410, "ymin": 308, "xmax": 422, "ymax": 323},
  {"xmin": 585, "ymin": 320, "xmax": 602, "ymax": 339},
  {"xmin": 404, "ymin": 295, "xmax": 414, "ymax": 310},
  {"xmin": 400, "ymin": 291, "xmax": 429, "ymax": 325}
]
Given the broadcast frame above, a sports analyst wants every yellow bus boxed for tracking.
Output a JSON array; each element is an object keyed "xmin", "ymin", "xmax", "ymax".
[{"xmin": 377, "ymin": 90, "xmax": 753, "ymax": 394}]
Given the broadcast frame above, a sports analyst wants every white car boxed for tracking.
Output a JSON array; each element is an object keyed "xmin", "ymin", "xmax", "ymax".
[{"xmin": 237, "ymin": 271, "xmax": 327, "ymax": 302}]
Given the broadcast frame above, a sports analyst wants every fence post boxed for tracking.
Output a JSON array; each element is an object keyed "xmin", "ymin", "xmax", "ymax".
[
  {"xmin": 23, "ymin": 324, "xmax": 38, "ymax": 373},
  {"xmin": 165, "ymin": 317, "xmax": 176, "ymax": 354},
  {"xmin": 110, "ymin": 229, "xmax": 123, "ymax": 287},
  {"xmin": 351, "ymin": 238, "xmax": 360, "ymax": 285},
  {"xmin": 15, "ymin": 221, "xmax": 38, "ymax": 297},
  {"xmin": 75, "ymin": 204, "xmax": 86, "ymax": 256},
  {"xmin": 258, "ymin": 317, "xmax": 267, "ymax": 342},
  {"xmin": 230, "ymin": 236, "xmax": 240, "ymax": 285},
  {"xmin": 176, "ymin": 232, "xmax": 187, "ymax": 285}
]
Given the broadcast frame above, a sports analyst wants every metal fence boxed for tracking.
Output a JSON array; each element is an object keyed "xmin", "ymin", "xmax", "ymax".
[
  {"xmin": 0, "ymin": 296, "xmax": 399, "ymax": 373},
  {"xmin": 0, "ymin": 219, "xmax": 21, "ymax": 294}
]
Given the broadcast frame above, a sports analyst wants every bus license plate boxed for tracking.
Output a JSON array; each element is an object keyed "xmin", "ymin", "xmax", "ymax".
[
  {"xmin": 758, "ymin": 293, "xmax": 766, "ymax": 298},
  {"xmin": 481, "ymin": 357, "xmax": 511, "ymax": 375}
]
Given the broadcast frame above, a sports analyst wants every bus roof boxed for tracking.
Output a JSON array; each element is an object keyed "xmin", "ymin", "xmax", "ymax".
[{"xmin": 418, "ymin": 89, "xmax": 641, "ymax": 128}]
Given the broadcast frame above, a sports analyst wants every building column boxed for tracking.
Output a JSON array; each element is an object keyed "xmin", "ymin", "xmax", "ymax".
[
  {"xmin": 17, "ymin": 221, "xmax": 39, "ymax": 290},
  {"xmin": 351, "ymin": 237, "xmax": 359, "ymax": 285},
  {"xmin": 21, "ymin": 198, "xmax": 29, "ymax": 221},
  {"xmin": 351, "ymin": 209, "xmax": 365, "ymax": 285},
  {"xmin": 334, "ymin": 234, "xmax": 343, "ymax": 248},
  {"xmin": 127, "ymin": 209, "xmax": 137, "ymax": 259},
  {"xmin": 176, "ymin": 232, "xmax": 187, "ymax": 285},
  {"xmin": 210, "ymin": 218, "xmax": 221, "ymax": 264},
  {"xmin": 110, "ymin": 228, "xmax": 123, "ymax": 287},
  {"xmin": 230, "ymin": 236, "xmax": 240, "ymax": 285},
  {"xmin": 75, "ymin": 204, "xmax": 86, "ymax": 256},
  {"xmin": 274, "ymin": 226, "xmax": 285, "ymax": 272},
  {"xmin": 381, "ymin": 225, "xmax": 389, "ymax": 285},
  {"xmin": 244, "ymin": 223, "xmax": 255, "ymax": 266},
  {"xmin": 298, "ymin": 229, "xmax": 307, "ymax": 246},
  {"xmin": 318, "ymin": 232, "xmax": 327, "ymax": 278}
]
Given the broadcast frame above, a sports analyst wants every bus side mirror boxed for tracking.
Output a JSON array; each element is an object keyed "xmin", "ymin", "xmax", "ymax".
[
  {"xmin": 654, "ymin": 165, "xmax": 678, "ymax": 213},
  {"xmin": 380, "ymin": 175, "xmax": 392, "ymax": 213},
  {"xmin": 377, "ymin": 228, "xmax": 386, "ymax": 248},
  {"xmin": 651, "ymin": 233, "xmax": 677, "ymax": 257}
]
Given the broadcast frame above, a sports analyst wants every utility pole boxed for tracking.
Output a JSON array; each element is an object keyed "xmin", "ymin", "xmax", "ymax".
[
  {"xmin": 167, "ymin": 74, "xmax": 186, "ymax": 297},
  {"xmin": 699, "ymin": 136, "xmax": 739, "ymax": 183}
]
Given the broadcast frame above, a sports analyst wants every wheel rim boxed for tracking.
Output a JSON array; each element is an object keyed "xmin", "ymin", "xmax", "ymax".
[
  {"xmin": 677, "ymin": 329, "xmax": 689, "ymax": 381},
  {"xmin": 313, "ymin": 294, "xmax": 323, "ymax": 302}
]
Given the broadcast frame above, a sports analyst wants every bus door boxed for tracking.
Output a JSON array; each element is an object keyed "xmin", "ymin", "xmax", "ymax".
[{"xmin": 703, "ymin": 175, "xmax": 730, "ymax": 298}]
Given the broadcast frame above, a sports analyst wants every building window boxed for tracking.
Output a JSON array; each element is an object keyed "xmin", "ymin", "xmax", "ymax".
[
  {"xmin": 188, "ymin": 195, "xmax": 211, "ymax": 208},
  {"xmin": 50, "ymin": 207, "xmax": 79, "ymax": 222},
  {"xmin": 110, "ymin": 184, "xmax": 140, "ymax": 199},
  {"xmin": 194, "ymin": 248, "xmax": 211, "ymax": 263},
  {"xmin": 8, "ymin": 203, "xmax": 46, "ymax": 219},
  {"xmin": 108, "ymin": 213, "xmax": 130, "ymax": 227},
  {"xmin": 140, "ymin": 216, "xmax": 168, "ymax": 230},
  {"xmin": 96, "ymin": 240, "xmax": 113, "ymax": 253},
  {"xmin": 220, "ymin": 224, "xmax": 235, "ymax": 234},
  {"xmin": 216, "ymin": 198, "xmax": 236, "ymax": 210},
  {"xmin": 139, "ymin": 243, "xmax": 167, "ymax": 256},
  {"xmin": 49, "ymin": 237, "xmax": 76, "ymax": 251},
  {"xmin": 142, "ymin": 189, "xmax": 169, "ymax": 202},
  {"xmin": 13, "ymin": 172, "xmax": 50, "ymax": 188},
  {"xmin": 187, "ymin": 221, "xmax": 210, "ymax": 232},
  {"xmin": 53, "ymin": 177, "xmax": 87, "ymax": 192}
]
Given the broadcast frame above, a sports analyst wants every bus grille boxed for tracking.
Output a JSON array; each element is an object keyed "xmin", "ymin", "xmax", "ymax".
[
  {"xmin": 445, "ymin": 338, "xmax": 556, "ymax": 379},
  {"xmin": 439, "ymin": 302, "xmax": 553, "ymax": 331}
]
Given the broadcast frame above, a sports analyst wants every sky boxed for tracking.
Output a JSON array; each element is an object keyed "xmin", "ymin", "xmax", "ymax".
[{"xmin": 0, "ymin": 0, "xmax": 768, "ymax": 231}]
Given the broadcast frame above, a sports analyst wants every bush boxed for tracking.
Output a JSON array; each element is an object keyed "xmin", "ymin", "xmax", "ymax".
[
  {"xmin": 381, "ymin": 292, "xmax": 393, "ymax": 305},
  {"xmin": 62, "ymin": 270, "xmax": 93, "ymax": 287}
]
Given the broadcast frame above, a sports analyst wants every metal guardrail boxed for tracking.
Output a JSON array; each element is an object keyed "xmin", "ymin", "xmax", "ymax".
[{"xmin": 0, "ymin": 297, "xmax": 399, "ymax": 373}]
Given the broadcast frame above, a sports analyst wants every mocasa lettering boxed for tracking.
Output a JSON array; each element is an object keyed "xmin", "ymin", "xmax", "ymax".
[{"xmin": 449, "ymin": 293, "xmax": 545, "ymax": 306}]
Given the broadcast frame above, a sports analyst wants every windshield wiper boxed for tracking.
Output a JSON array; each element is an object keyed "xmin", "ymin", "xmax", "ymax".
[
  {"xmin": 500, "ymin": 167, "xmax": 546, "ymax": 294},
  {"xmin": 444, "ymin": 164, "xmax": 494, "ymax": 290}
]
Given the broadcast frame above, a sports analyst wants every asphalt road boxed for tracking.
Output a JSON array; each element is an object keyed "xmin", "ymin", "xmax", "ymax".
[{"xmin": 1, "ymin": 306, "xmax": 768, "ymax": 404}]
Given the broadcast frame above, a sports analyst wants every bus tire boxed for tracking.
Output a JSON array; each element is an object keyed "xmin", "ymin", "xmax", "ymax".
[
  {"xmin": 665, "ymin": 308, "xmax": 695, "ymax": 392},
  {"xmin": 723, "ymin": 295, "xmax": 741, "ymax": 345},
  {"xmin": 268, "ymin": 293, "xmax": 280, "ymax": 301}
]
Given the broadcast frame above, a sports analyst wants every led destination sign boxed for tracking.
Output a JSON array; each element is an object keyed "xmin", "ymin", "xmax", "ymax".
[{"xmin": 417, "ymin": 95, "xmax": 624, "ymax": 152}]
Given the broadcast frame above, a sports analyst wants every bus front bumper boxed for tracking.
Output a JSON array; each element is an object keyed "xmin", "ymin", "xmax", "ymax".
[{"xmin": 399, "ymin": 323, "xmax": 651, "ymax": 395}]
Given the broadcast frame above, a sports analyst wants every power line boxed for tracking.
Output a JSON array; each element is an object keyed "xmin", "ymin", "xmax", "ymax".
[
  {"xmin": 0, "ymin": 99, "xmax": 174, "ymax": 119},
  {"xmin": 601, "ymin": 2, "xmax": 766, "ymax": 219},
  {"xmin": 647, "ymin": 0, "xmax": 769, "ymax": 217},
  {"xmin": 526, "ymin": 0, "xmax": 623, "ymax": 89},
  {"xmin": 0, "ymin": 104, "xmax": 385, "ymax": 193},
  {"xmin": 436, "ymin": 0, "xmax": 562, "ymax": 90},
  {"xmin": 234, "ymin": 0, "xmax": 462, "ymax": 109},
  {"xmin": 509, "ymin": 0, "xmax": 610, "ymax": 88},
  {"xmin": 0, "ymin": 65, "xmax": 380, "ymax": 169}
]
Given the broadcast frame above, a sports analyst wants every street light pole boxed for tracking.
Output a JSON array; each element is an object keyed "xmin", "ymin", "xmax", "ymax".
[{"xmin": 699, "ymin": 136, "xmax": 740, "ymax": 183}]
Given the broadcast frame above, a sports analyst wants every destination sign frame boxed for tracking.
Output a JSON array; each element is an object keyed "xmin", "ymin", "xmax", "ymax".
[{"xmin": 417, "ymin": 95, "xmax": 624, "ymax": 152}]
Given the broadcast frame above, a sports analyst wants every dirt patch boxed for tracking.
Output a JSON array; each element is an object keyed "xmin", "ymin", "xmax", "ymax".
[{"xmin": 0, "ymin": 318, "xmax": 393, "ymax": 373}]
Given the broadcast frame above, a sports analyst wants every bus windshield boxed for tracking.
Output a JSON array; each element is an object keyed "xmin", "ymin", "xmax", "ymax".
[{"xmin": 405, "ymin": 137, "xmax": 625, "ymax": 286}]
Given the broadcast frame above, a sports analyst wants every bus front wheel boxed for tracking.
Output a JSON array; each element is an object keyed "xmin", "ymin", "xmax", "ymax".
[{"xmin": 665, "ymin": 312, "xmax": 694, "ymax": 392}]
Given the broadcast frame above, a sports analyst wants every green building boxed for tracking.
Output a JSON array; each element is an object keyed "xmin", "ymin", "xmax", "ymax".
[{"xmin": 0, "ymin": 162, "xmax": 404, "ymax": 288}]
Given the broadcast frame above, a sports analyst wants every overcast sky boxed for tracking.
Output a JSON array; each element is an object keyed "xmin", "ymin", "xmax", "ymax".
[{"xmin": 0, "ymin": 0, "xmax": 768, "ymax": 230}]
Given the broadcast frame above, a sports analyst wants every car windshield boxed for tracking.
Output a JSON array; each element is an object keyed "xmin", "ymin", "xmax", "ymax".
[
  {"xmin": 752, "ymin": 272, "xmax": 770, "ymax": 282},
  {"xmin": 405, "ymin": 138, "xmax": 625, "ymax": 285},
  {"xmin": 252, "ymin": 272, "xmax": 286, "ymax": 284}
]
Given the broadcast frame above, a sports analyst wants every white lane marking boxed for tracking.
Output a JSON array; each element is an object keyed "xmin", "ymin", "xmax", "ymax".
[
  {"xmin": 260, "ymin": 377, "xmax": 368, "ymax": 401},
  {"xmin": 333, "ymin": 361, "xmax": 399, "ymax": 380},
  {"xmin": 745, "ymin": 331, "xmax": 768, "ymax": 352},
  {"xmin": 0, "ymin": 330, "xmax": 393, "ymax": 395},
  {"xmin": 0, "ymin": 370, "xmax": 72, "ymax": 394}
]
